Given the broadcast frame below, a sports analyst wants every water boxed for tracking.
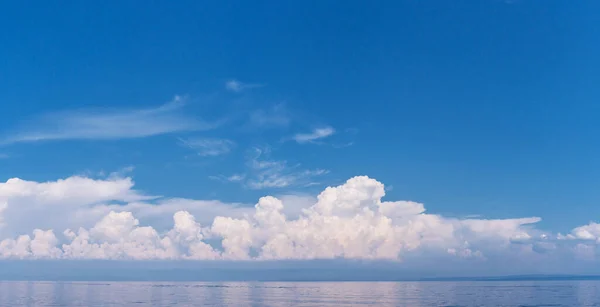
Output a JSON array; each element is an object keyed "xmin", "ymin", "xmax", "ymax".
[{"xmin": 1, "ymin": 280, "xmax": 600, "ymax": 306}]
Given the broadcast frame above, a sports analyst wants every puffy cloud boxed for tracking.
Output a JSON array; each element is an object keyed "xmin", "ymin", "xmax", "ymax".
[
  {"xmin": 58, "ymin": 211, "xmax": 219, "ymax": 260},
  {"xmin": 565, "ymin": 222, "xmax": 600, "ymax": 242},
  {"xmin": 1, "ymin": 174, "xmax": 580, "ymax": 262},
  {"xmin": 0, "ymin": 175, "xmax": 254, "ymax": 239},
  {"xmin": 0, "ymin": 229, "xmax": 61, "ymax": 259}
]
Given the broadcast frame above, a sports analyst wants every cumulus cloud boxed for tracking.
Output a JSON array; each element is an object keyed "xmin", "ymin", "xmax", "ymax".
[
  {"xmin": 293, "ymin": 127, "xmax": 335, "ymax": 144},
  {"xmin": 1, "ymin": 96, "xmax": 217, "ymax": 144},
  {"xmin": 4, "ymin": 174, "xmax": 589, "ymax": 263},
  {"xmin": 225, "ymin": 79, "xmax": 264, "ymax": 93},
  {"xmin": 0, "ymin": 175, "xmax": 251, "ymax": 238},
  {"xmin": 179, "ymin": 137, "xmax": 236, "ymax": 156},
  {"xmin": 559, "ymin": 222, "xmax": 600, "ymax": 242}
]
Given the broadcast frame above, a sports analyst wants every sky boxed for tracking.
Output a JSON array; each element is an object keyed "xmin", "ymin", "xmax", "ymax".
[{"xmin": 1, "ymin": 1, "xmax": 600, "ymax": 277}]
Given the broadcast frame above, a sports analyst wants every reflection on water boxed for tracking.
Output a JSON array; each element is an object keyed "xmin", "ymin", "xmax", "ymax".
[{"xmin": 0, "ymin": 280, "xmax": 599, "ymax": 306}]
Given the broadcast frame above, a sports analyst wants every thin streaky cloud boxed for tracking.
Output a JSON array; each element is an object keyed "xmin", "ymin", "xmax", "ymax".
[
  {"xmin": 332, "ymin": 141, "xmax": 354, "ymax": 149},
  {"xmin": 244, "ymin": 147, "xmax": 328, "ymax": 189},
  {"xmin": 293, "ymin": 127, "xmax": 335, "ymax": 144},
  {"xmin": 1, "ymin": 96, "xmax": 219, "ymax": 145},
  {"xmin": 209, "ymin": 174, "xmax": 246, "ymax": 183},
  {"xmin": 225, "ymin": 79, "xmax": 264, "ymax": 93},
  {"xmin": 209, "ymin": 146, "xmax": 327, "ymax": 189},
  {"xmin": 249, "ymin": 104, "xmax": 291, "ymax": 128},
  {"xmin": 0, "ymin": 153, "xmax": 8, "ymax": 159},
  {"xmin": 179, "ymin": 137, "xmax": 235, "ymax": 157}
]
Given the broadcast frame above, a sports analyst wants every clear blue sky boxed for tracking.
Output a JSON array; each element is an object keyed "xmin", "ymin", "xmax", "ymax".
[{"xmin": 0, "ymin": 0, "xmax": 599, "ymax": 238}]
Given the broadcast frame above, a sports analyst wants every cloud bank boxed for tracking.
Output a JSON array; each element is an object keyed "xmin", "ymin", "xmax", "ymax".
[{"xmin": 0, "ymin": 174, "xmax": 597, "ymax": 263}]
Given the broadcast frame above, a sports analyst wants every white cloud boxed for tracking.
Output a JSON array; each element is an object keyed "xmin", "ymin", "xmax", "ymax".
[
  {"xmin": 1, "ymin": 96, "xmax": 217, "ymax": 145},
  {"xmin": 244, "ymin": 147, "xmax": 328, "ymax": 189},
  {"xmin": 559, "ymin": 222, "xmax": 600, "ymax": 242},
  {"xmin": 208, "ymin": 174, "xmax": 246, "ymax": 183},
  {"xmin": 227, "ymin": 174, "xmax": 245, "ymax": 182},
  {"xmin": 225, "ymin": 79, "xmax": 263, "ymax": 93},
  {"xmin": 249, "ymin": 104, "xmax": 291, "ymax": 128},
  {"xmin": 209, "ymin": 147, "xmax": 327, "ymax": 190},
  {"xmin": 2, "ymin": 173, "xmax": 587, "ymax": 263},
  {"xmin": 179, "ymin": 137, "xmax": 236, "ymax": 156},
  {"xmin": 0, "ymin": 175, "xmax": 252, "ymax": 238},
  {"xmin": 293, "ymin": 127, "xmax": 335, "ymax": 144}
]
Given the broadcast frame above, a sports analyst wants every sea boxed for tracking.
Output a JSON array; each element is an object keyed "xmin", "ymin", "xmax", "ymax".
[{"xmin": 1, "ymin": 280, "xmax": 600, "ymax": 306}]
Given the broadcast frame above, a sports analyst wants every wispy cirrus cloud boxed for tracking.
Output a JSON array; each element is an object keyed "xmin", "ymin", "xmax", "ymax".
[
  {"xmin": 293, "ymin": 127, "xmax": 335, "ymax": 144},
  {"xmin": 208, "ymin": 173, "xmax": 246, "ymax": 183},
  {"xmin": 0, "ymin": 153, "xmax": 8, "ymax": 159},
  {"xmin": 225, "ymin": 79, "xmax": 264, "ymax": 93},
  {"xmin": 209, "ymin": 147, "xmax": 328, "ymax": 190},
  {"xmin": 244, "ymin": 147, "xmax": 328, "ymax": 189},
  {"xmin": 179, "ymin": 137, "xmax": 236, "ymax": 157},
  {"xmin": 1, "ymin": 96, "xmax": 218, "ymax": 145},
  {"xmin": 249, "ymin": 104, "xmax": 291, "ymax": 128}
]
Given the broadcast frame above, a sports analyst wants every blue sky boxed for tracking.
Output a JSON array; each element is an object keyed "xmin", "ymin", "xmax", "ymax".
[{"xmin": 0, "ymin": 1, "xmax": 599, "ymax": 270}]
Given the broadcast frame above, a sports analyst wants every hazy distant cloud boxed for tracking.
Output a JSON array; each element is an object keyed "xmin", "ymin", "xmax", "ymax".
[
  {"xmin": 0, "ymin": 153, "xmax": 8, "ymax": 159},
  {"xmin": 293, "ymin": 127, "xmax": 335, "ymax": 144},
  {"xmin": 225, "ymin": 79, "xmax": 264, "ymax": 93},
  {"xmin": 179, "ymin": 138, "xmax": 235, "ymax": 157},
  {"xmin": 1, "ymin": 96, "xmax": 218, "ymax": 145},
  {"xmin": 249, "ymin": 104, "xmax": 291, "ymax": 128}
]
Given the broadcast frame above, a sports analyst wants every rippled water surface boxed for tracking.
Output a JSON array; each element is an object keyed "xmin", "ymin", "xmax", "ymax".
[{"xmin": 2, "ymin": 280, "xmax": 600, "ymax": 306}]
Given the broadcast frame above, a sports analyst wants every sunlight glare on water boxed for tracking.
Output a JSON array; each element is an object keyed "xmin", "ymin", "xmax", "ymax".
[{"xmin": 1, "ymin": 281, "xmax": 600, "ymax": 306}]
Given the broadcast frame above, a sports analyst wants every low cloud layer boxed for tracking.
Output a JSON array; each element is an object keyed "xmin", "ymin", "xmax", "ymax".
[{"xmin": 0, "ymin": 175, "xmax": 597, "ymax": 264}]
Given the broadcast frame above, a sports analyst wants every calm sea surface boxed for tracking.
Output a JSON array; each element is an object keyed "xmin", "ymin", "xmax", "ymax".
[{"xmin": 1, "ymin": 280, "xmax": 600, "ymax": 306}]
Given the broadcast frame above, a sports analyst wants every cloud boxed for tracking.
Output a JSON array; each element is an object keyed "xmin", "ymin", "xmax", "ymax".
[
  {"xmin": 243, "ymin": 147, "xmax": 328, "ymax": 189},
  {"xmin": 0, "ymin": 175, "xmax": 255, "ymax": 239},
  {"xmin": 179, "ymin": 137, "xmax": 236, "ymax": 157},
  {"xmin": 209, "ymin": 147, "xmax": 327, "ymax": 190},
  {"xmin": 3, "ymin": 173, "xmax": 591, "ymax": 263},
  {"xmin": 0, "ymin": 153, "xmax": 8, "ymax": 159},
  {"xmin": 293, "ymin": 127, "xmax": 335, "ymax": 144},
  {"xmin": 249, "ymin": 104, "xmax": 291, "ymax": 128},
  {"xmin": 559, "ymin": 222, "xmax": 600, "ymax": 242},
  {"xmin": 225, "ymin": 79, "xmax": 264, "ymax": 93},
  {"xmin": 1, "ymin": 96, "xmax": 217, "ymax": 145},
  {"xmin": 209, "ymin": 174, "xmax": 246, "ymax": 183}
]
